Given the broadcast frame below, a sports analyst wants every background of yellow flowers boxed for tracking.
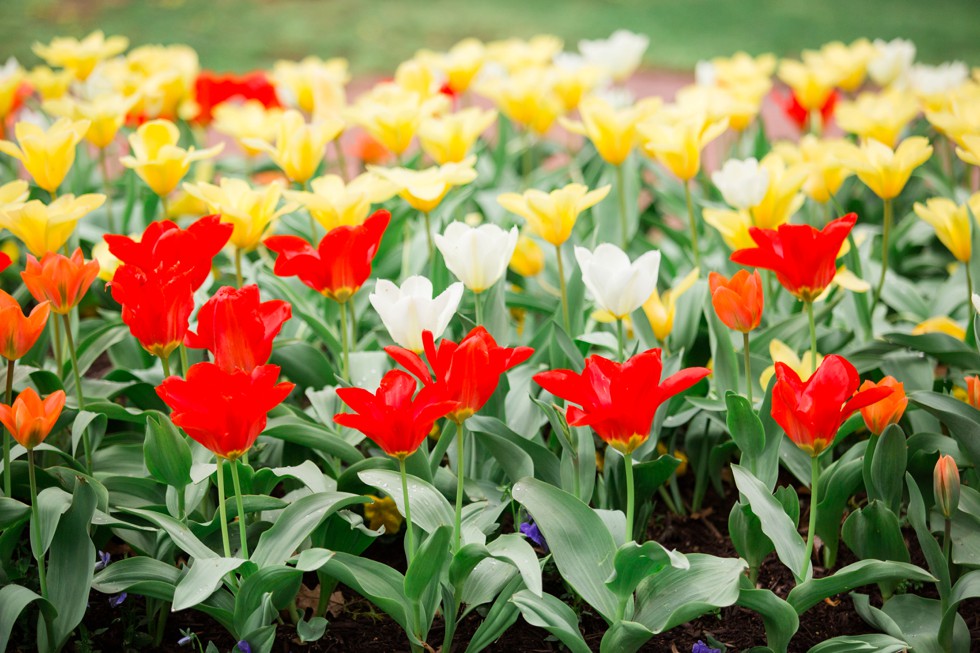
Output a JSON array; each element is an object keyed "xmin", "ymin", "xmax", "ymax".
[{"xmin": 6, "ymin": 0, "xmax": 979, "ymax": 73}]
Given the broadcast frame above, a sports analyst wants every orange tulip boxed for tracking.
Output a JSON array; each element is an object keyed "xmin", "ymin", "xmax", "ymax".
[
  {"xmin": 708, "ymin": 269, "xmax": 764, "ymax": 333},
  {"xmin": 0, "ymin": 291, "xmax": 50, "ymax": 360},
  {"xmin": 934, "ymin": 454, "xmax": 960, "ymax": 519},
  {"xmin": 858, "ymin": 376, "xmax": 907, "ymax": 435},
  {"xmin": 966, "ymin": 375, "xmax": 980, "ymax": 409},
  {"xmin": 21, "ymin": 248, "xmax": 99, "ymax": 315},
  {"xmin": 0, "ymin": 387, "xmax": 66, "ymax": 450}
]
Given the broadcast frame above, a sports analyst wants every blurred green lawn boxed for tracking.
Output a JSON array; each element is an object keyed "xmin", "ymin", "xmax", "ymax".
[{"xmin": 5, "ymin": 0, "xmax": 980, "ymax": 73}]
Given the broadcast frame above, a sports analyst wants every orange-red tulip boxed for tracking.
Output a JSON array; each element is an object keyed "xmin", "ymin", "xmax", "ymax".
[
  {"xmin": 966, "ymin": 375, "xmax": 980, "ymax": 410},
  {"xmin": 859, "ymin": 376, "xmax": 907, "ymax": 435},
  {"xmin": 0, "ymin": 388, "xmax": 65, "ymax": 450},
  {"xmin": 934, "ymin": 454, "xmax": 960, "ymax": 519},
  {"xmin": 0, "ymin": 291, "xmax": 50, "ymax": 360},
  {"xmin": 708, "ymin": 269, "xmax": 764, "ymax": 333},
  {"xmin": 21, "ymin": 248, "xmax": 99, "ymax": 314}
]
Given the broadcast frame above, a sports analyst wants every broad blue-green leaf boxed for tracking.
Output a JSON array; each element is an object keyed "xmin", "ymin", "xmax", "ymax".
[
  {"xmin": 512, "ymin": 477, "xmax": 619, "ymax": 622},
  {"xmin": 93, "ymin": 556, "xmax": 179, "ymax": 600},
  {"xmin": 173, "ymin": 557, "xmax": 245, "ymax": 611},
  {"xmin": 910, "ymin": 390, "xmax": 980, "ymax": 469},
  {"xmin": 122, "ymin": 506, "xmax": 217, "ymax": 560},
  {"xmin": 32, "ymin": 487, "xmax": 72, "ymax": 559},
  {"xmin": 463, "ymin": 574, "xmax": 523, "ymax": 653},
  {"xmin": 599, "ymin": 620, "xmax": 655, "ymax": 653},
  {"xmin": 359, "ymin": 469, "xmax": 453, "ymax": 533},
  {"xmin": 736, "ymin": 585, "xmax": 798, "ymax": 653},
  {"xmin": 404, "ymin": 525, "xmax": 452, "ymax": 602},
  {"xmin": 264, "ymin": 416, "xmax": 364, "ymax": 464},
  {"xmin": 511, "ymin": 589, "xmax": 591, "ymax": 653},
  {"xmin": 869, "ymin": 424, "xmax": 906, "ymax": 513},
  {"xmin": 144, "ymin": 412, "xmax": 192, "ymax": 488},
  {"xmin": 787, "ymin": 560, "xmax": 936, "ymax": 614},
  {"xmin": 605, "ymin": 541, "xmax": 688, "ymax": 599},
  {"xmin": 251, "ymin": 491, "xmax": 365, "ymax": 567},
  {"xmin": 0, "ymin": 585, "xmax": 55, "ymax": 653},
  {"xmin": 316, "ymin": 551, "xmax": 412, "ymax": 635},
  {"xmin": 731, "ymin": 464, "xmax": 807, "ymax": 580},
  {"xmin": 806, "ymin": 634, "xmax": 909, "ymax": 653},
  {"xmin": 297, "ymin": 615, "xmax": 328, "ymax": 642},
  {"xmin": 880, "ymin": 593, "xmax": 970, "ymax": 653},
  {"xmin": 726, "ymin": 392, "xmax": 765, "ymax": 459},
  {"xmin": 0, "ymin": 497, "xmax": 29, "ymax": 529}
]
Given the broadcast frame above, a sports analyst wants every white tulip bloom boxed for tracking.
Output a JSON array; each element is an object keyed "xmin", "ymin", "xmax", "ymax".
[
  {"xmin": 711, "ymin": 157, "xmax": 770, "ymax": 210},
  {"xmin": 972, "ymin": 292, "xmax": 980, "ymax": 315},
  {"xmin": 369, "ymin": 276, "xmax": 463, "ymax": 352},
  {"xmin": 435, "ymin": 221, "xmax": 519, "ymax": 293},
  {"xmin": 575, "ymin": 243, "xmax": 661, "ymax": 319},
  {"xmin": 694, "ymin": 60, "xmax": 717, "ymax": 87},
  {"xmin": 908, "ymin": 61, "xmax": 968, "ymax": 97},
  {"xmin": 578, "ymin": 30, "xmax": 649, "ymax": 83},
  {"xmin": 868, "ymin": 38, "xmax": 916, "ymax": 88}
]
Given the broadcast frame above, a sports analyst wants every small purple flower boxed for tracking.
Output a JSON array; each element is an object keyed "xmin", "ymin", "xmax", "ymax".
[
  {"xmin": 108, "ymin": 593, "xmax": 127, "ymax": 608},
  {"xmin": 94, "ymin": 550, "xmax": 111, "ymax": 571},
  {"xmin": 692, "ymin": 640, "xmax": 721, "ymax": 653},
  {"xmin": 236, "ymin": 640, "xmax": 252, "ymax": 653},
  {"xmin": 519, "ymin": 519, "xmax": 548, "ymax": 552},
  {"xmin": 177, "ymin": 635, "xmax": 193, "ymax": 647}
]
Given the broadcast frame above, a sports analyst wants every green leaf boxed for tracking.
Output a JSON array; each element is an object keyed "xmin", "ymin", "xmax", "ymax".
[
  {"xmin": 705, "ymin": 293, "xmax": 739, "ymax": 397},
  {"xmin": 511, "ymin": 589, "xmax": 591, "ymax": 653},
  {"xmin": 359, "ymin": 469, "xmax": 454, "ymax": 534},
  {"xmin": 404, "ymin": 524, "xmax": 452, "ymax": 602},
  {"xmin": 736, "ymin": 585, "xmax": 798, "ymax": 653},
  {"xmin": 787, "ymin": 560, "xmax": 936, "ymax": 614},
  {"xmin": 316, "ymin": 551, "xmax": 412, "ymax": 635},
  {"xmin": 251, "ymin": 491, "xmax": 366, "ymax": 568},
  {"xmin": 297, "ymin": 616, "xmax": 328, "ymax": 642},
  {"xmin": 472, "ymin": 429, "xmax": 533, "ymax": 484},
  {"xmin": 869, "ymin": 425, "xmax": 906, "ymax": 514},
  {"xmin": 0, "ymin": 497, "xmax": 30, "ymax": 529},
  {"xmin": 264, "ymin": 416, "xmax": 364, "ymax": 464},
  {"xmin": 905, "ymin": 472, "xmax": 951, "ymax": 600},
  {"xmin": 511, "ymin": 477, "xmax": 619, "ymax": 622},
  {"xmin": 31, "ymin": 487, "xmax": 72, "ymax": 559},
  {"xmin": 462, "ymin": 574, "xmax": 522, "ymax": 653},
  {"xmin": 0, "ymin": 585, "xmax": 56, "ymax": 653},
  {"xmin": 909, "ymin": 390, "xmax": 980, "ymax": 470},
  {"xmin": 599, "ymin": 621, "xmax": 655, "ymax": 653},
  {"xmin": 632, "ymin": 553, "xmax": 746, "ymax": 633},
  {"xmin": 880, "ymin": 594, "xmax": 971, "ymax": 653},
  {"xmin": 884, "ymin": 332, "xmax": 980, "ymax": 371},
  {"xmin": 731, "ymin": 464, "xmax": 806, "ymax": 580},
  {"xmin": 93, "ymin": 556, "xmax": 180, "ymax": 599},
  {"xmin": 233, "ymin": 566, "xmax": 303, "ymax": 635},
  {"xmin": 726, "ymin": 392, "xmax": 765, "ymax": 459},
  {"xmin": 121, "ymin": 506, "xmax": 217, "ymax": 560},
  {"xmin": 605, "ymin": 541, "xmax": 688, "ymax": 600},
  {"xmin": 841, "ymin": 501, "xmax": 910, "ymax": 568},
  {"xmin": 806, "ymin": 634, "xmax": 909, "ymax": 653},
  {"xmin": 173, "ymin": 557, "xmax": 245, "ymax": 611},
  {"xmin": 144, "ymin": 413, "xmax": 193, "ymax": 488}
]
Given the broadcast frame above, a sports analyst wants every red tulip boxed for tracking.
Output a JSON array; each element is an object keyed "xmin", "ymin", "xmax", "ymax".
[
  {"xmin": 533, "ymin": 349, "xmax": 710, "ymax": 454},
  {"xmin": 185, "ymin": 284, "xmax": 291, "ymax": 372},
  {"xmin": 0, "ymin": 252, "xmax": 10, "ymax": 273},
  {"xmin": 265, "ymin": 209, "xmax": 390, "ymax": 303},
  {"xmin": 772, "ymin": 354, "xmax": 893, "ymax": 457},
  {"xmin": 708, "ymin": 269, "xmax": 764, "ymax": 333},
  {"xmin": 0, "ymin": 291, "xmax": 49, "ymax": 361},
  {"xmin": 731, "ymin": 213, "xmax": 856, "ymax": 302},
  {"xmin": 110, "ymin": 266, "xmax": 196, "ymax": 358},
  {"xmin": 21, "ymin": 248, "xmax": 99, "ymax": 314},
  {"xmin": 386, "ymin": 327, "xmax": 534, "ymax": 423},
  {"xmin": 193, "ymin": 70, "xmax": 280, "ymax": 125},
  {"xmin": 156, "ymin": 362, "xmax": 294, "ymax": 460},
  {"xmin": 774, "ymin": 88, "xmax": 837, "ymax": 132},
  {"xmin": 0, "ymin": 387, "xmax": 65, "ymax": 450},
  {"xmin": 334, "ymin": 369, "xmax": 458, "ymax": 459}
]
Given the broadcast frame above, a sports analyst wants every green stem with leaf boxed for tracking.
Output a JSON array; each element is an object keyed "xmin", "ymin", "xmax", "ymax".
[
  {"xmin": 216, "ymin": 457, "xmax": 231, "ymax": 558},
  {"xmin": 229, "ymin": 459, "xmax": 249, "ymax": 559},
  {"xmin": 801, "ymin": 455, "xmax": 821, "ymax": 579},
  {"xmin": 555, "ymin": 244, "xmax": 571, "ymax": 334},
  {"xmin": 3, "ymin": 360, "xmax": 14, "ymax": 497},
  {"xmin": 454, "ymin": 421, "xmax": 465, "ymax": 552},
  {"xmin": 28, "ymin": 449, "xmax": 47, "ymax": 598},
  {"xmin": 63, "ymin": 314, "xmax": 91, "ymax": 474},
  {"xmin": 684, "ymin": 180, "xmax": 701, "ymax": 268}
]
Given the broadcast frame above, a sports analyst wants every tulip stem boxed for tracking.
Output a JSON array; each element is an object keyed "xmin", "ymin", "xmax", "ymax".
[
  {"xmin": 454, "ymin": 421, "xmax": 464, "ymax": 552},
  {"xmin": 874, "ymin": 198, "xmax": 894, "ymax": 307},
  {"xmin": 234, "ymin": 248, "xmax": 244, "ymax": 288},
  {"xmin": 616, "ymin": 163, "xmax": 629, "ymax": 250},
  {"xmin": 943, "ymin": 517, "xmax": 952, "ymax": 567},
  {"xmin": 555, "ymin": 244, "xmax": 571, "ymax": 334},
  {"xmin": 967, "ymin": 264, "xmax": 974, "ymax": 317},
  {"xmin": 51, "ymin": 317, "xmax": 63, "ymax": 375},
  {"xmin": 229, "ymin": 459, "xmax": 249, "ymax": 559},
  {"xmin": 422, "ymin": 212, "xmax": 434, "ymax": 261},
  {"xmin": 684, "ymin": 180, "xmax": 701, "ymax": 268},
  {"xmin": 624, "ymin": 451, "xmax": 635, "ymax": 542},
  {"xmin": 743, "ymin": 332, "xmax": 753, "ymax": 406},
  {"xmin": 216, "ymin": 457, "xmax": 232, "ymax": 558},
  {"xmin": 28, "ymin": 449, "xmax": 47, "ymax": 599},
  {"xmin": 179, "ymin": 345, "xmax": 189, "ymax": 378},
  {"xmin": 99, "ymin": 147, "xmax": 115, "ymax": 234},
  {"xmin": 161, "ymin": 354, "xmax": 172, "ymax": 378},
  {"xmin": 474, "ymin": 291, "xmax": 483, "ymax": 326},
  {"xmin": 399, "ymin": 457, "xmax": 416, "ymax": 564},
  {"xmin": 339, "ymin": 301, "xmax": 350, "ymax": 383},
  {"xmin": 333, "ymin": 139, "xmax": 349, "ymax": 182},
  {"xmin": 616, "ymin": 318, "xmax": 626, "ymax": 362},
  {"xmin": 806, "ymin": 300, "xmax": 818, "ymax": 366},
  {"xmin": 63, "ymin": 314, "xmax": 91, "ymax": 473},
  {"xmin": 801, "ymin": 455, "xmax": 821, "ymax": 580},
  {"xmin": 3, "ymin": 360, "xmax": 14, "ymax": 497}
]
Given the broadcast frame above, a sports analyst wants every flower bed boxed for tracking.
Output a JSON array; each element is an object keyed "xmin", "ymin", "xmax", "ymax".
[{"xmin": 1, "ymin": 29, "xmax": 979, "ymax": 653}]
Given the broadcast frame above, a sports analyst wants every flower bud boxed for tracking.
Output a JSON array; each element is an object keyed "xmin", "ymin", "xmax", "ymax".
[{"xmin": 934, "ymin": 454, "xmax": 960, "ymax": 519}]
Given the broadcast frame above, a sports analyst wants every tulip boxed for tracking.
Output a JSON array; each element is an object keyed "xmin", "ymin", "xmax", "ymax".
[
  {"xmin": 485, "ymin": 35, "xmax": 563, "ymax": 72},
  {"xmin": 0, "ymin": 118, "xmax": 90, "ymax": 195},
  {"xmin": 560, "ymin": 96, "xmax": 662, "ymax": 167},
  {"xmin": 710, "ymin": 269, "xmax": 765, "ymax": 403},
  {"xmin": 0, "ymin": 193, "xmax": 105, "ymax": 257},
  {"xmin": 285, "ymin": 172, "xmax": 397, "ymax": 231},
  {"xmin": 497, "ymin": 183, "xmax": 610, "ymax": 248},
  {"xmin": 966, "ymin": 375, "xmax": 980, "ymax": 410},
  {"xmin": 712, "ymin": 158, "xmax": 770, "ymax": 210},
  {"xmin": 185, "ymin": 284, "xmax": 291, "ymax": 373},
  {"xmin": 121, "ymin": 119, "xmax": 223, "ymax": 199},
  {"xmin": 578, "ymin": 30, "xmax": 649, "ymax": 83},
  {"xmin": 774, "ymin": 87, "xmax": 837, "ymax": 134},
  {"xmin": 550, "ymin": 58, "xmax": 604, "ymax": 113},
  {"xmin": 418, "ymin": 108, "xmax": 497, "ymax": 164},
  {"xmin": 424, "ymin": 38, "xmax": 485, "ymax": 95},
  {"xmin": 509, "ymin": 235, "xmax": 545, "ymax": 278},
  {"xmin": 43, "ymin": 93, "xmax": 139, "ymax": 150},
  {"xmin": 434, "ymin": 221, "xmax": 518, "ymax": 301},
  {"xmin": 0, "ymin": 59, "xmax": 24, "ymax": 123},
  {"xmin": 273, "ymin": 55, "xmax": 349, "ymax": 115},
  {"xmin": 21, "ymin": 248, "xmax": 99, "ymax": 315},
  {"xmin": 28, "ymin": 66, "xmax": 72, "ymax": 101},
  {"xmin": 776, "ymin": 59, "xmax": 838, "ymax": 115},
  {"xmin": 677, "ymin": 83, "xmax": 760, "ymax": 133},
  {"xmin": 908, "ymin": 62, "xmax": 969, "ymax": 111},
  {"xmin": 364, "ymin": 495, "xmax": 404, "ymax": 534},
  {"xmin": 759, "ymin": 339, "xmax": 824, "ymax": 391},
  {"xmin": 0, "ymin": 179, "xmax": 28, "ymax": 209},
  {"xmin": 709, "ymin": 51, "xmax": 776, "ymax": 105},
  {"xmin": 914, "ymin": 195, "xmax": 979, "ymax": 265},
  {"xmin": 934, "ymin": 455, "xmax": 960, "ymax": 521},
  {"xmin": 772, "ymin": 136, "xmax": 852, "ymax": 206},
  {"xmin": 912, "ymin": 316, "xmax": 966, "ymax": 340},
  {"xmin": 836, "ymin": 91, "xmax": 920, "ymax": 148},
  {"xmin": 771, "ymin": 354, "xmax": 892, "ymax": 578},
  {"xmin": 926, "ymin": 98, "xmax": 980, "ymax": 151},
  {"xmin": 348, "ymin": 83, "xmax": 448, "ymax": 157},
  {"xmin": 212, "ymin": 101, "xmax": 285, "ymax": 158},
  {"xmin": 192, "ymin": 70, "xmax": 280, "ymax": 126},
  {"xmin": 748, "ymin": 155, "xmax": 807, "ymax": 229},
  {"xmin": 703, "ymin": 208, "xmax": 759, "ymax": 252},
  {"xmin": 534, "ymin": 349, "xmax": 709, "ymax": 540},
  {"xmin": 476, "ymin": 68, "xmax": 564, "ymax": 136},
  {"xmin": 369, "ymin": 276, "xmax": 463, "ymax": 352},
  {"xmin": 110, "ymin": 265, "xmax": 195, "ymax": 362},
  {"xmin": 868, "ymin": 38, "xmax": 916, "ymax": 87},
  {"xmin": 957, "ymin": 134, "xmax": 980, "ymax": 168},
  {"xmin": 32, "ymin": 30, "xmax": 128, "ymax": 80},
  {"xmin": 158, "ymin": 361, "xmax": 294, "ymax": 557},
  {"xmin": 807, "ymin": 39, "xmax": 876, "ymax": 93},
  {"xmin": 859, "ymin": 376, "xmax": 907, "ymax": 436},
  {"xmin": 243, "ymin": 109, "xmax": 343, "ymax": 185},
  {"xmin": 643, "ymin": 268, "xmax": 700, "ymax": 344}
]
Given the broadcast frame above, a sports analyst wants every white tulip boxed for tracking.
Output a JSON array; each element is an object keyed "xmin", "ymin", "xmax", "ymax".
[
  {"xmin": 867, "ymin": 38, "xmax": 916, "ymax": 88},
  {"xmin": 578, "ymin": 30, "xmax": 649, "ymax": 83},
  {"xmin": 711, "ymin": 157, "xmax": 770, "ymax": 210},
  {"xmin": 694, "ymin": 60, "xmax": 717, "ymax": 87},
  {"xmin": 575, "ymin": 244, "xmax": 661, "ymax": 319},
  {"xmin": 369, "ymin": 276, "xmax": 463, "ymax": 352},
  {"xmin": 972, "ymin": 292, "xmax": 980, "ymax": 315},
  {"xmin": 908, "ymin": 61, "xmax": 968, "ymax": 97},
  {"xmin": 435, "ymin": 221, "xmax": 518, "ymax": 293}
]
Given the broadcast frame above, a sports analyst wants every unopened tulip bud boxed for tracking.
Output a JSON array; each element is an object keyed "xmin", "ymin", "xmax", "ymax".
[{"xmin": 934, "ymin": 454, "xmax": 960, "ymax": 519}]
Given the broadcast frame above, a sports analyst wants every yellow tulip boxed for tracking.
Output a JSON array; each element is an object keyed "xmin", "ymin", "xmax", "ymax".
[
  {"xmin": 804, "ymin": 39, "xmax": 875, "ymax": 93},
  {"xmin": 349, "ymin": 83, "xmax": 448, "ymax": 156},
  {"xmin": 835, "ymin": 91, "xmax": 920, "ymax": 148},
  {"xmin": 912, "ymin": 316, "xmax": 965, "ymax": 340},
  {"xmin": 273, "ymin": 56, "xmax": 349, "ymax": 115},
  {"xmin": 184, "ymin": 178, "xmax": 299, "ymax": 251},
  {"xmin": 957, "ymin": 134, "xmax": 980, "ymax": 167},
  {"xmin": 509, "ymin": 234, "xmax": 545, "ymax": 277},
  {"xmin": 370, "ymin": 157, "xmax": 477, "ymax": 214},
  {"xmin": 285, "ymin": 172, "xmax": 397, "ymax": 231},
  {"xmin": 0, "ymin": 179, "xmax": 29, "ymax": 210},
  {"xmin": 839, "ymin": 136, "xmax": 933, "ymax": 200},
  {"xmin": 710, "ymin": 51, "xmax": 775, "ymax": 106},
  {"xmin": 926, "ymin": 95, "xmax": 980, "ymax": 148},
  {"xmin": 32, "ymin": 30, "xmax": 128, "ymax": 81},
  {"xmin": 0, "ymin": 118, "xmax": 89, "ymax": 194},
  {"xmin": 121, "ymin": 119, "xmax": 223, "ymax": 197},
  {"xmin": 418, "ymin": 38, "xmax": 486, "ymax": 94},
  {"xmin": 476, "ymin": 68, "xmax": 564, "ymax": 135},
  {"xmin": 122, "ymin": 44, "xmax": 198, "ymax": 121},
  {"xmin": 243, "ymin": 109, "xmax": 341, "ymax": 185},
  {"xmin": 28, "ymin": 65, "xmax": 73, "ymax": 100},
  {"xmin": 43, "ymin": 93, "xmax": 139, "ymax": 149},
  {"xmin": 364, "ymin": 495, "xmax": 403, "ymax": 534},
  {"xmin": 0, "ymin": 193, "xmax": 104, "ymax": 256},
  {"xmin": 643, "ymin": 268, "xmax": 700, "ymax": 342},
  {"xmin": 394, "ymin": 57, "xmax": 442, "ymax": 98},
  {"xmin": 913, "ymin": 195, "xmax": 980, "ymax": 263},
  {"xmin": 777, "ymin": 59, "xmax": 838, "ymax": 112},
  {"xmin": 676, "ymin": 84, "xmax": 759, "ymax": 132},
  {"xmin": 773, "ymin": 136, "xmax": 853, "ymax": 204},
  {"xmin": 497, "ymin": 182, "xmax": 611, "ymax": 246},
  {"xmin": 750, "ymin": 154, "xmax": 807, "ymax": 228},
  {"xmin": 551, "ymin": 63, "xmax": 603, "ymax": 113},
  {"xmin": 559, "ymin": 96, "xmax": 662, "ymax": 166},
  {"xmin": 760, "ymin": 339, "xmax": 824, "ymax": 390},
  {"xmin": 418, "ymin": 107, "xmax": 497, "ymax": 164},
  {"xmin": 703, "ymin": 208, "xmax": 755, "ymax": 251},
  {"xmin": 638, "ymin": 109, "xmax": 728, "ymax": 181},
  {"xmin": 0, "ymin": 60, "xmax": 24, "ymax": 121},
  {"xmin": 486, "ymin": 36, "xmax": 563, "ymax": 73},
  {"xmin": 212, "ymin": 101, "xmax": 284, "ymax": 157}
]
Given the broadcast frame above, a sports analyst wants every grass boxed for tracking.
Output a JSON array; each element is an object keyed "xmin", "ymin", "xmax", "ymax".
[{"xmin": 4, "ymin": 0, "xmax": 980, "ymax": 74}]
